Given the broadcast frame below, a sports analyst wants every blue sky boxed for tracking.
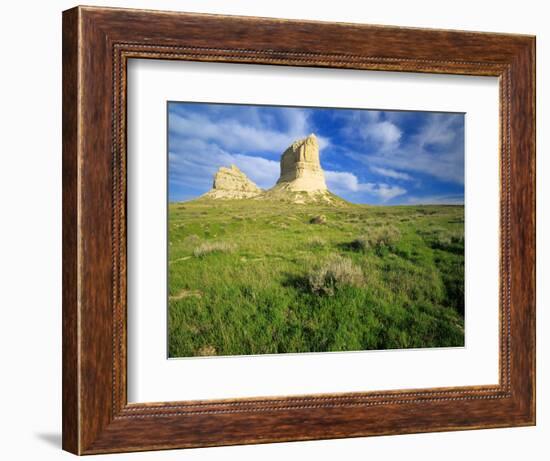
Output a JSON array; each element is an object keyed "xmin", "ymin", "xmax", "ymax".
[{"xmin": 168, "ymin": 102, "xmax": 464, "ymax": 205}]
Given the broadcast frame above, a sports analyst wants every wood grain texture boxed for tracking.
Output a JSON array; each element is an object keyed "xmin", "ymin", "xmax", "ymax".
[{"xmin": 62, "ymin": 5, "xmax": 536, "ymax": 455}]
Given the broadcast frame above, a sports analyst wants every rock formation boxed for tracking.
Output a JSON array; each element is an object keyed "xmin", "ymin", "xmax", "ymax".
[
  {"xmin": 272, "ymin": 134, "xmax": 327, "ymax": 192},
  {"xmin": 203, "ymin": 165, "xmax": 262, "ymax": 199},
  {"xmin": 200, "ymin": 134, "xmax": 343, "ymax": 204}
]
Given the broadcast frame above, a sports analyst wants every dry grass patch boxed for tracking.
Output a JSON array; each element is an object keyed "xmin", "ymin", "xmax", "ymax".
[
  {"xmin": 183, "ymin": 234, "xmax": 201, "ymax": 246},
  {"xmin": 196, "ymin": 345, "xmax": 217, "ymax": 356},
  {"xmin": 169, "ymin": 289, "xmax": 203, "ymax": 301},
  {"xmin": 308, "ymin": 236, "xmax": 327, "ymax": 249},
  {"xmin": 193, "ymin": 241, "xmax": 236, "ymax": 257}
]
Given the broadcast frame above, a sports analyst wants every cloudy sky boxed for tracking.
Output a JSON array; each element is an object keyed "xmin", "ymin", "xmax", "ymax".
[{"xmin": 168, "ymin": 102, "xmax": 464, "ymax": 205}]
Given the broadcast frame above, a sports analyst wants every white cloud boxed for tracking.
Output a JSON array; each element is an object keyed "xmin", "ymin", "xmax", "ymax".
[
  {"xmin": 414, "ymin": 114, "xmax": 458, "ymax": 148},
  {"xmin": 316, "ymin": 136, "xmax": 330, "ymax": 151},
  {"xmin": 170, "ymin": 112, "xmax": 290, "ymax": 154},
  {"xmin": 324, "ymin": 170, "xmax": 361, "ymax": 192},
  {"xmin": 169, "ymin": 109, "xmax": 330, "ymax": 156},
  {"xmin": 169, "ymin": 138, "xmax": 280, "ymax": 191},
  {"xmin": 346, "ymin": 113, "xmax": 464, "ymax": 185},
  {"xmin": 361, "ymin": 120, "xmax": 402, "ymax": 152},
  {"xmin": 281, "ymin": 108, "xmax": 309, "ymax": 136},
  {"xmin": 340, "ymin": 110, "xmax": 402, "ymax": 153},
  {"xmin": 325, "ymin": 170, "xmax": 406, "ymax": 202},
  {"xmin": 232, "ymin": 154, "xmax": 280, "ymax": 188},
  {"xmin": 338, "ymin": 110, "xmax": 463, "ymax": 184},
  {"xmin": 405, "ymin": 194, "xmax": 464, "ymax": 205},
  {"xmin": 370, "ymin": 166, "xmax": 412, "ymax": 181},
  {"xmin": 367, "ymin": 183, "xmax": 407, "ymax": 201}
]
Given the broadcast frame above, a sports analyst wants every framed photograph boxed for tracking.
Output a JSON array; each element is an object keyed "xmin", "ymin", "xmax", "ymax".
[{"xmin": 62, "ymin": 5, "xmax": 535, "ymax": 455}]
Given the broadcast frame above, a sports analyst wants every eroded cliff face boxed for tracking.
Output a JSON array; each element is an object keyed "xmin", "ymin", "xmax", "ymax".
[
  {"xmin": 203, "ymin": 165, "xmax": 262, "ymax": 199},
  {"xmin": 274, "ymin": 134, "xmax": 327, "ymax": 192}
]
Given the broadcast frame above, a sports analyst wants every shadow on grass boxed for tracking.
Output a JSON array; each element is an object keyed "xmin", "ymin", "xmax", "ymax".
[
  {"xmin": 336, "ymin": 241, "xmax": 363, "ymax": 252},
  {"xmin": 281, "ymin": 272, "xmax": 310, "ymax": 292}
]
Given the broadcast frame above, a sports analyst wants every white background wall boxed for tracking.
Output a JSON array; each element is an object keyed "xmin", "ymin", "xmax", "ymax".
[{"xmin": 0, "ymin": 0, "xmax": 546, "ymax": 459}]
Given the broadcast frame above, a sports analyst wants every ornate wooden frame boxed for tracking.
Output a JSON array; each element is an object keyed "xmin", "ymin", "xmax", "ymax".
[{"xmin": 62, "ymin": 5, "xmax": 536, "ymax": 455}]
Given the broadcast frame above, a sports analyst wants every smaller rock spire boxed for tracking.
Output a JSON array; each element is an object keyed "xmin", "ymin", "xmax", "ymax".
[{"xmin": 204, "ymin": 165, "xmax": 262, "ymax": 199}]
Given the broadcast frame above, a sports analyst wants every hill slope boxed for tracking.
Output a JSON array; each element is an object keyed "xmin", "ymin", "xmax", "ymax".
[{"xmin": 168, "ymin": 199, "xmax": 465, "ymax": 357}]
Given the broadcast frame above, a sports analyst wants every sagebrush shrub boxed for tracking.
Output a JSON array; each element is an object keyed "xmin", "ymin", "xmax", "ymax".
[
  {"xmin": 307, "ymin": 255, "xmax": 364, "ymax": 296},
  {"xmin": 351, "ymin": 225, "xmax": 401, "ymax": 252},
  {"xmin": 431, "ymin": 232, "xmax": 464, "ymax": 252},
  {"xmin": 350, "ymin": 235, "xmax": 369, "ymax": 252},
  {"xmin": 371, "ymin": 225, "xmax": 401, "ymax": 248}
]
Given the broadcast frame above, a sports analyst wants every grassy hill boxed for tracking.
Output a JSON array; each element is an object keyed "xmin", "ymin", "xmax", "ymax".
[{"xmin": 168, "ymin": 199, "xmax": 465, "ymax": 357}]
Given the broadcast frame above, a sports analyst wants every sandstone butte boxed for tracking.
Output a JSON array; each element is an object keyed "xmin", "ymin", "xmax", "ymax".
[
  {"xmin": 272, "ymin": 133, "xmax": 327, "ymax": 192},
  {"xmin": 202, "ymin": 134, "xmax": 341, "ymax": 204}
]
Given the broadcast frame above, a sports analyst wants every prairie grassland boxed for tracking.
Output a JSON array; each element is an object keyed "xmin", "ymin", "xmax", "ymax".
[{"xmin": 168, "ymin": 199, "xmax": 464, "ymax": 357}]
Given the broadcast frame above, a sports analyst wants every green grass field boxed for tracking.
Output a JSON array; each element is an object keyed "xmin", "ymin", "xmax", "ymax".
[{"xmin": 168, "ymin": 198, "xmax": 465, "ymax": 357}]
